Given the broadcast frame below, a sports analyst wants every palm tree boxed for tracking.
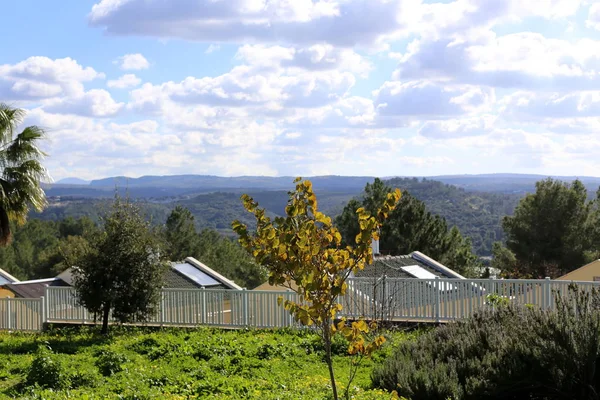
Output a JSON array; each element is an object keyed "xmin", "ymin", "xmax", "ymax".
[{"xmin": 0, "ymin": 104, "xmax": 50, "ymax": 245}]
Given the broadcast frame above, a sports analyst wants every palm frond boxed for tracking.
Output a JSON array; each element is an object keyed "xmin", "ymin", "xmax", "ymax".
[
  {"xmin": 1, "ymin": 126, "xmax": 47, "ymax": 165},
  {"xmin": 0, "ymin": 104, "xmax": 26, "ymax": 144}
]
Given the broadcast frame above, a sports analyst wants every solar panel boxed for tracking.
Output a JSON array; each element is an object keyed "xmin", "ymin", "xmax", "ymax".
[
  {"xmin": 173, "ymin": 263, "xmax": 221, "ymax": 287},
  {"xmin": 401, "ymin": 265, "xmax": 455, "ymax": 291}
]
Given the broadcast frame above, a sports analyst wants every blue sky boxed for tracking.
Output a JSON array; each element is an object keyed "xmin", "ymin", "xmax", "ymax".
[{"xmin": 3, "ymin": 0, "xmax": 600, "ymax": 180}]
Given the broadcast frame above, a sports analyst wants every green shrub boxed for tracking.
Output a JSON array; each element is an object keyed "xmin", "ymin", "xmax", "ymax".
[
  {"xmin": 372, "ymin": 284, "xmax": 600, "ymax": 400},
  {"xmin": 95, "ymin": 349, "xmax": 129, "ymax": 376},
  {"xmin": 26, "ymin": 347, "xmax": 70, "ymax": 390}
]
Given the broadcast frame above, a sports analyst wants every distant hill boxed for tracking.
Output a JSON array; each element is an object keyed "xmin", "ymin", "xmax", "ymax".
[
  {"xmin": 46, "ymin": 173, "xmax": 600, "ymax": 199},
  {"xmin": 55, "ymin": 177, "xmax": 90, "ymax": 185},
  {"xmin": 428, "ymin": 173, "xmax": 600, "ymax": 193},
  {"xmin": 37, "ymin": 173, "xmax": 600, "ymax": 257}
]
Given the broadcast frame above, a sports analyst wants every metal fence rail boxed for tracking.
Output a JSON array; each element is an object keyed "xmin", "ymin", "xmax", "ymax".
[
  {"xmin": 0, "ymin": 297, "xmax": 44, "ymax": 331},
  {"xmin": 2, "ymin": 278, "xmax": 600, "ymax": 332}
]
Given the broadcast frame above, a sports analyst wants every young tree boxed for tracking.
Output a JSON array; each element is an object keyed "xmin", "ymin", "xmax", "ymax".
[
  {"xmin": 72, "ymin": 196, "xmax": 168, "ymax": 334},
  {"xmin": 0, "ymin": 104, "xmax": 50, "ymax": 245},
  {"xmin": 233, "ymin": 178, "xmax": 400, "ymax": 400}
]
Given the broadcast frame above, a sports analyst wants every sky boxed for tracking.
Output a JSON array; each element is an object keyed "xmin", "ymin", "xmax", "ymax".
[{"xmin": 3, "ymin": 0, "xmax": 600, "ymax": 181}]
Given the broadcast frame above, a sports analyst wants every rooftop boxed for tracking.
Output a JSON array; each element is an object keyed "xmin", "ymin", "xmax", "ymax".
[
  {"xmin": 354, "ymin": 251, "xmax": 465, "ymax": 280},
  {"xmin": 0, "ymin": 268, "xmax": 19, "ymax": 285}
]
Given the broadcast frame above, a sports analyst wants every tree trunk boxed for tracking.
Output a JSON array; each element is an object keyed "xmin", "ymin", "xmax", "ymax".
[
  {"xmin": 101, "ymin": 303, "xmax": 110, "ymax": 335},
  {"xmin": 323, "ymin": 323, "xmax": 338, "ymax": 400}
]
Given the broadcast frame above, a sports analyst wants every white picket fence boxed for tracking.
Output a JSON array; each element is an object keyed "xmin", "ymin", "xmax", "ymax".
[{"xmin": 1, "ymin": 277, "xmax": 599, "ymax": 332}]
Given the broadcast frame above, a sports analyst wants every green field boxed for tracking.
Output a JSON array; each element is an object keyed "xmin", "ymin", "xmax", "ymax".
[{"xmin": 0, "ymin": 327, "xmax": 412, "ymax": 399}]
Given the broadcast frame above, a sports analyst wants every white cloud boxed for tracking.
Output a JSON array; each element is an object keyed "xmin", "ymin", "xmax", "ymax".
[
  {"xmin": 89, "ymin": 0, "xmax": 414, "ymax": 49},
  {"xmin": 115, "ymin": 53, "xmax": 150, "ymax": 70},
  {"xmin": 107, "ymin": 74, "xmax": 142, "ymax": 89},
  {"xmin": 394, "ymin": 32, "xmax": 600, "ymax": 90},
  {"xmin": 419, "ymin": 115, "xmax": 497, "ymax": 139},
  {"xmin": 501, "ymin": 91, "xmax": 600, "ymax": 120},
  {"xmin": 374, "ymin": 81, "xmax": 494, "ymax": 117},
  {"xmin": 205, "ymin": 44, "xmax": 220, "ymax": 54},
  {"xmin": 44, "ymin": 89, "xmax": 124, "ymax": 117},
  {"xmin": 131, "ymin": 65, "xmax": 355, "ymax": 110},
  {"xmin": 0, "ymin": 57, "xmax": 103, "ymax": 101},
  {"xmin": 586, "ymin": 3, "xmax": 600, "ymax": 31}
]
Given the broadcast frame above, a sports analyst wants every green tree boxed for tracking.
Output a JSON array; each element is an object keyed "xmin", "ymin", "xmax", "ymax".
[
  {"xmin": 163, "ymin": 206, "xmax": 200, "ymax": 260},
  {"xmin": 233, "ymin": 178, "xmax": 400, "ymax": 400},
  {"xmin": 501, "ymin": 178, "xmax": 597, "ymax": 278},
  {"xmin": 72, "ymin": 196, "xmax": 168, "ymax": 334},
  {"xmin": 0, "ymin": 104, "xmax": 49, "ymax": 245},
  {"xmin": 195, "ymin": 229, "xmax": 266, "ymax": 289},
  {"xmin": 336, "ymin": 178, "xmax": 481, "ymax": 276},
  {"xmin": 163, "ymin": 206, "xmax": 265, "ymax": 288}
]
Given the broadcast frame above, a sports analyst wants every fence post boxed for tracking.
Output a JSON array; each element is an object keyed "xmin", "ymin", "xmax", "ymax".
[
  {"xmin": 201, "ymin": 287, "xmax": 206, "ymax": 325},
  {"xmin": 160, "ymin": 290, "xmax": 165, "ymax": 327},
  {"xmin": 242, "ymin": 288, "xmax": 249, "ymax": 327},
  {"xmin": 40, "ymin": 296, "xmax": 46, "ymax": 331},
  {"xmin": 44, "ymin": 286, "xmax": 50, "ymax": 323},
  {"xmin": 382, "ymin": 274, "xmax": 388, "ymax": 320},
  {"xmin": 545, "ymin": 277, "xmax": 552, "ymax": 310},
  {"xmin": 434, "ymin": 277, "xmax": 441, "ymax": 323},
  {"xmin": 6, "ymin": 298, "xmax": 11, "ymax": 330}
]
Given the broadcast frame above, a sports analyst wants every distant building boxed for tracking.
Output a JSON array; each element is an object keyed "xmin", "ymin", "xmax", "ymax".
[
  {"xmin": 0, "ymin": 268, "xmax": 20, "ymax": 298},
  {"xmin": 355, "ymin": 251, "xmax": 465, "ymax": 280},
  {"xmin": 1, "ymin": 257, "xmax": 242, "ymax": 298},
  {"xmin": 2, "ymin": 278, "xmax": 70, "ymax": 298},
  {"xmin": 557, "ymin": 260, "xmax": 600, "ymax": 282}
]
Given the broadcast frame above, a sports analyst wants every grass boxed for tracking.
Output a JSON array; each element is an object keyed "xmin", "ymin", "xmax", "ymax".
[{"xmin": 0, "ymin": 326, "xmax": 415, "ymax": 399}]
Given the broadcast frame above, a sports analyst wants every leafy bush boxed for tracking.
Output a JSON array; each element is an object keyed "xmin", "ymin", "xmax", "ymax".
[
  {"xmin": 372, "ymin": 284, "xmax": 600, "ymax": 400},
  {"xmin": 26, "ymin": 347, "xmax": 70, "ymax": 390},
  {"xmin": 95, "ymin": 349, "xmax": 129, "ymax": 376}
]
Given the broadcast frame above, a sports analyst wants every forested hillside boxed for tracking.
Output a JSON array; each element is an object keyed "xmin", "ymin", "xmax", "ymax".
[
  {"xmin": 384, "ymin": 178, "xmax": 522, "ymax": 255},
  {"xmin": 32, "ymin": 177, "xmax": 523, "ymax": 256}
]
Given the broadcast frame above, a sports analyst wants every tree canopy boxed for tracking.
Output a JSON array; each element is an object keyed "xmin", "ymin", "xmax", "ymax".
[
  {"xmin": 163, "ymin": 205, "xmax": 266, "ymax": 288},
  {"xmin": 496, "ymin": 178, "xmax": 600, "ymax": 278},
  {"xmin": 336, "ymin": 178, "xmax": 481, "ymax": 276},
  {"xmin": 72, "ymin": 197, "xmax": 168, "ymax": 334}
]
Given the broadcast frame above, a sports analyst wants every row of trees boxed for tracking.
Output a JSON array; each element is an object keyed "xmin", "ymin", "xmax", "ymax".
[{"xmin": 0, "ymin": 208, "xmax": 265, "ymax": 290}]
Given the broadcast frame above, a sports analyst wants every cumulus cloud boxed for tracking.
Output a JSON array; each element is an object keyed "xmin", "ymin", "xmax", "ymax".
[
  {"xmin": 392, "ymin": 31, "xmax": 600, "ymax": 90},
  {"xmin": 419, "ymin": 115, "xmax": 497, "ymax": 139},
  {"xmin": 374, "ymin": 81, "xmax": 494, "ymax": 117},
  {"xmin": 107, "ymin": 74, "xmax": 141, "ymax": 89},
  {"xmin": 89, "ymin": 0, "xmax": 414, "ymax": 49},
  {"xmin": 501, "ymin": 91, "xmax": 600, "ymax": 120},
  {"xmin": 130, "ymin": 64, "xmax": 355, "ymax": 111},
  {"xmin": 586, "ymin": 3, "xmax": 600, "ymax": 31},
  {"xmin": 44, "ymin": 89, "xmax": 124, "ymax": 117},
  {"xmin": 115, "ymin": 53, "xmax": 150, "ymax": 70},
  {"xmin": 0, "ymin": 57, "xmax": 103, "ymax": 101}
]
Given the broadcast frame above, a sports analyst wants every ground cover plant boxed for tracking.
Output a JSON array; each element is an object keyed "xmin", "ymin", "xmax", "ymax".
[{"xmin": 0, "ymin": 326, "xmax": 413, "ymax": 399}]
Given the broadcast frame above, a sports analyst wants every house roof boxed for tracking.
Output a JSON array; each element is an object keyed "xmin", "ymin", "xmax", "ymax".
[
  {"xmin": 557, "ymin": 259, "xmax": 600, "ymax": 281},
  {"xmin": 354, "ymin": 251, "xmax": 465, "ymax": 280},
  {"xmin": 4, "ymin": 278, "xmax": 70, "ymax": 298},
  {"xmin": 0, "ymin": 268, "xmax": 19, "ymax": 285},
  {"xmin": 180, "ymin": 257, "xmax": 243, "ymax": 290},
  {"xmin": 56, "ymin": 257, "xmax": 243, "ymax": 290}
]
